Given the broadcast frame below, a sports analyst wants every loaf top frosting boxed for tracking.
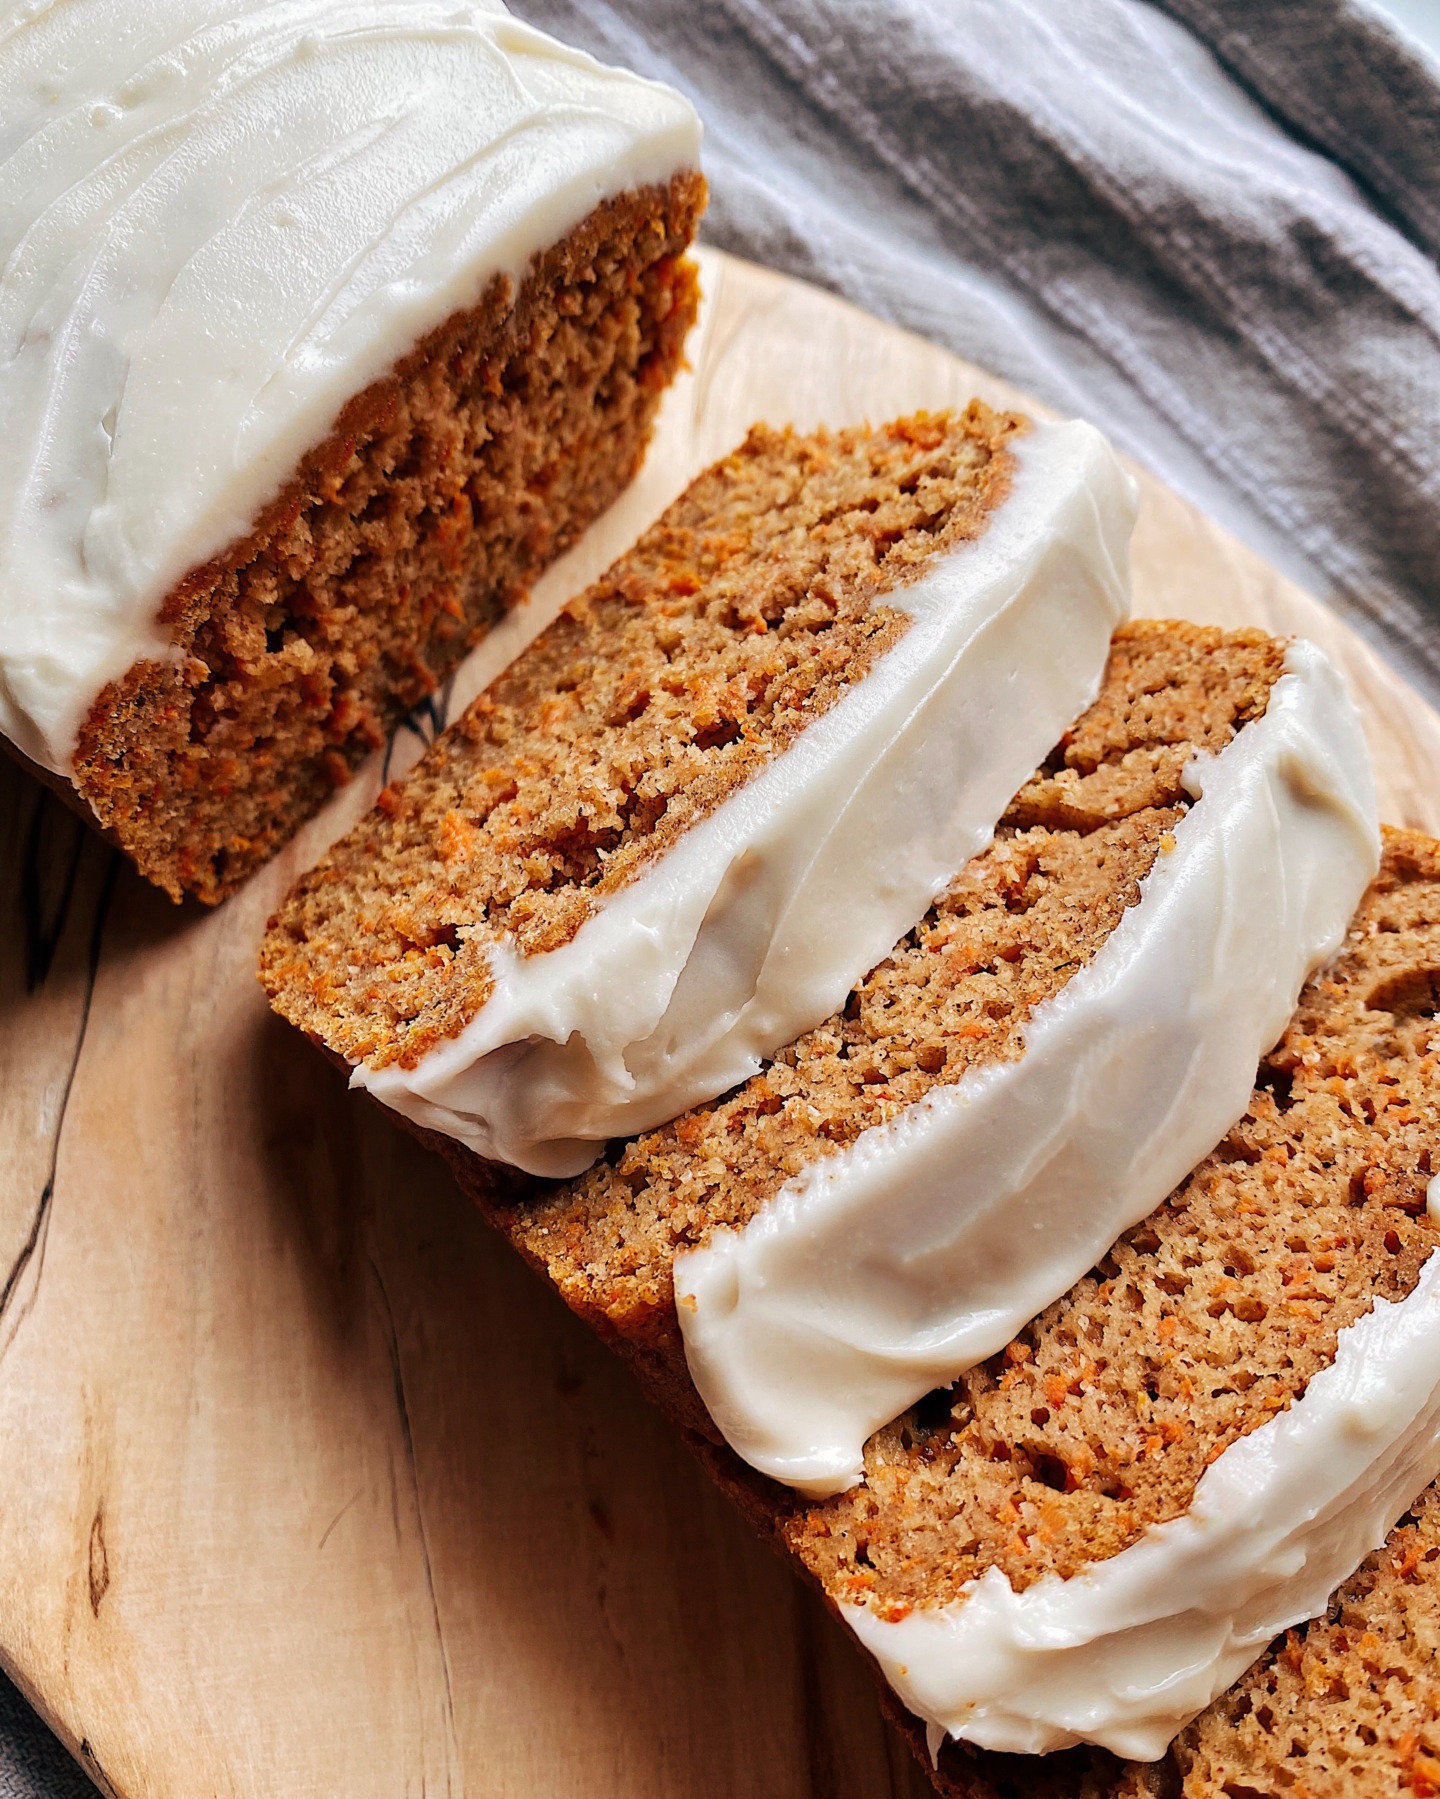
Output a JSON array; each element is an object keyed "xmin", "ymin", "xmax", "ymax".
[{"xmin": 0, "ymin": 0, "xmax": 700, "ymax": 772}]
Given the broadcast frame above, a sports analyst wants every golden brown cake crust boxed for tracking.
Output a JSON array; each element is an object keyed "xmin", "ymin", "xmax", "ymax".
[
  {"xmin": 259, "ymin": 400, "xmax": 1027, "ymax": 1068},
  {"xmin": 70, "ymin": 172, "xmax": 706, "ymax": 904},
  {"xmin": 409, "ymin": 642, "xmax": 1440, "ymax": 1799}
]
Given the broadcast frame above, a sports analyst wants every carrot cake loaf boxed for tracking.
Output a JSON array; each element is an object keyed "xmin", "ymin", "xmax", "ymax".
[
  {"xmin": 400, "ymin": 621, "xmax": 1440, "ymax": 1784},
  {"xmin": 261, "ymin": 403, "xmax": 1136, "ymax": 1175},
  {"xmin": 0, "ymin": 0, "xmax": 704, "ymax": 902}
]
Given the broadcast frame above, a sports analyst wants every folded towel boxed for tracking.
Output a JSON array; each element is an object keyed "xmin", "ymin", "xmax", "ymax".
[
  {"xmin": 0, "ymin": 1677, "xmax": 91, "ymax": 1799},
  {"xmin": 515, "ymin": 0, "xmax": 1440, "ymax": 706}
]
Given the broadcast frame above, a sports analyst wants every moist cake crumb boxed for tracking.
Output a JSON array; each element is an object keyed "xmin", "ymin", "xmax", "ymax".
[
  {"xmin": 374, "ymin": 618, "xmax": 1440, "ymax": 1799},
  {"xmin": 709, "ymin": 825, "xmax": 1440, "ymax": 1799},
  {"xmin": 787, "ymin": 829, "xmax": 1439, "ymax": 1608},
  {"xmin": 1172, "ymin": 1482, "xmax": 1440, "ymax": 1797},
  {"xmin": 260, "ymin": 401, "xmax": 1026, "ymax": 1069},
  {"xmin": 500, "ymin": 622, "xmax": 1285, "ymax": 1359},
  {"xmin": 72, "ymin": 175, "xmax": 705, "ymax": 904}
]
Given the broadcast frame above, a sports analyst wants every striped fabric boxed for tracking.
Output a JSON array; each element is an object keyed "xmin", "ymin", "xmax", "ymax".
[{"xmin": 512, "ymin": 0, "xmax": 1440, "ymax": 704}]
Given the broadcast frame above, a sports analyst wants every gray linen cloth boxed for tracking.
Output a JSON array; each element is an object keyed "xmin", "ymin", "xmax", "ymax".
[
  {"xmin": 511, "ymin": 0, "xmax": 1440, "ymax": 704},
  {"xmin": 3, "ymin": 3, "xmax": 1438, "ymax": 1793}
]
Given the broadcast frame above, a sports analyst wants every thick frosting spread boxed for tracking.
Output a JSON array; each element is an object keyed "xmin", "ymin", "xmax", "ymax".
[
  {"xmin": 356, "ymin": 420, "xmax": 1137, "ymax": 1176},
  {"xmin": 846, "ymin": 1248, "xmax": 1440, "ymax": 1761},
  {"xmin": 0, "ymin": 0, "xmax": 700, "ymax": 773},
  {"xmin": 675, "ymin": 640, "xmax": 1380, "ymax": 1496}
]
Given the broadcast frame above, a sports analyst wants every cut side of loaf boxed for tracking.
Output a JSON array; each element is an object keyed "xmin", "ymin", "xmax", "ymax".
[
  {"xmin": 71, "ymin": 174, "xmax": 704, "ymax": 904},
  {"xmin": 477, "ymin": 619, "xmax": 1289, "ymax": 1429},
  {"xmin": 260, "ymin": 401, "xmax": 1025, "ymax": 1069},
  {"xmin": 880, "ymin": 830, "xmax": 1440, "ymax": 1799},
  {"xmin": 828, "ymin": 822, "xmax": 1440, "ymax": 1797},
  {"xmin": 403, "ymin": 620, "xmax": 1440, "ymax": 1797}
]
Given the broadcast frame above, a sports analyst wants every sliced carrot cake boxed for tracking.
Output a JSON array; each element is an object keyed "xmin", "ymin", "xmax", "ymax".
[
  {"xmin": 261, "ymin": 402, "xmax": 1136, "ymax": 1175},
  {"xmin": 837, "ymin": 826, "xmax": 1440, "ymax": 1784},
  {"xmin": 0, "ymin": 0, "xmax": 704, "ymax": 902},
  {"xmin": 399, "ymin": 621, "xmax": 1440, "ymax": 1786}
]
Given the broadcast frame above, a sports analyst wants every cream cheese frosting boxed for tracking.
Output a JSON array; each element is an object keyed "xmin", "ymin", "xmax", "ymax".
[
  {"xmin": 0, "ymin": 0, "xmax": 700, "ymax": 773},
  {"xmin": 845, "ymin": 1247, "xmax": 1440, "ymax": 1762},
  {"xmin": 355, "ymin": 419, "xmax": 1137, "ymax": 1177},
  {"xmin": 674, "ymin": 639, "xmax": 1380, "ymax": 1496}
]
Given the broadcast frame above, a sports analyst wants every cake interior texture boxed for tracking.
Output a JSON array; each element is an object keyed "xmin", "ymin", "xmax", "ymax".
[
  {"xmin": 260, "ymin": 400, "xmax": 1026, "ymax": 1070},
  {"xmin": 71, "ymin": 173, "xmax": 705, "ymax": 905},
  {"xmin": 492, "ymin": 620, "xmax": 1287, "ymax": 1419},
  {"xmin": 415, "ymin": 621, "xmax": 1440, "ymax": 1799},
  {"xmin": 884, "ymin": 829, "xmax": 1440, "ymax": 1798}
]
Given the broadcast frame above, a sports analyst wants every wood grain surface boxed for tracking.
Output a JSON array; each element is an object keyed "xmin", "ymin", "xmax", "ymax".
[{"xmin": 2, "ymin": 247, "xmax": 1438, "ymax": 1799}]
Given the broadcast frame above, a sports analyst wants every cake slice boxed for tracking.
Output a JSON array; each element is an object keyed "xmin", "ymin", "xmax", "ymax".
[
  {"xmin": 440, "ymin": 620, "xmax": 1375, "ymax": 1467},
  {"xmin": 389, "ymin": 621, "xmax": 1440, "ymax": 1789},
  {"xmin": 1162, "ymin": 1472, "xmax": 1440, "ymax": 1798},
  {"xmin": 671, "ymin": 628, "xmax": 1374, "ymax": 1495},
  {"xmin": 261, "ymin": 403, "xmax": 1135, "ymax": 1175},
  {"xmin": 0, "ymin": 0, "xmax": 704, "ymax": 902},
  {"xmin": 870, "ymin": 825, "xmax": 1440, "ymax": 1796},
  {"xmin": 883, "ymin": 1452, "xmax": 1440, "ymax": 1798}
]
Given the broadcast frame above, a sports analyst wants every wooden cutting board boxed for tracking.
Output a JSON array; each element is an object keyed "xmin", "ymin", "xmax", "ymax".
[{"xmin": 3, "ymin": 246, "xmax": 1439, "ymax": 1799}]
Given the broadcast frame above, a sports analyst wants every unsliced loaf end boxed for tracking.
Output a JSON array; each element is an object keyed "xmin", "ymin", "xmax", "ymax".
[{"xmin": 66, "ymin": 173, "xmax": 706, "ymax": 904}]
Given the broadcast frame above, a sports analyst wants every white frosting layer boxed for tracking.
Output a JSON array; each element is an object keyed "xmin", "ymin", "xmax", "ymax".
[
  {"xmin": 0, "ymin": 0, "xmax": 700, "ymax": 773},
  {"xmin": 356, "ymin": 420, "xmax": 1136, "ymax": 1176},
  {"xmin": 846, "ymin": 1248, "xmax": 1440, "ymax": 1762},
  {"xmin": 675, "ymin": 639, "xmax": 1380, "ymax": 1496}
]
